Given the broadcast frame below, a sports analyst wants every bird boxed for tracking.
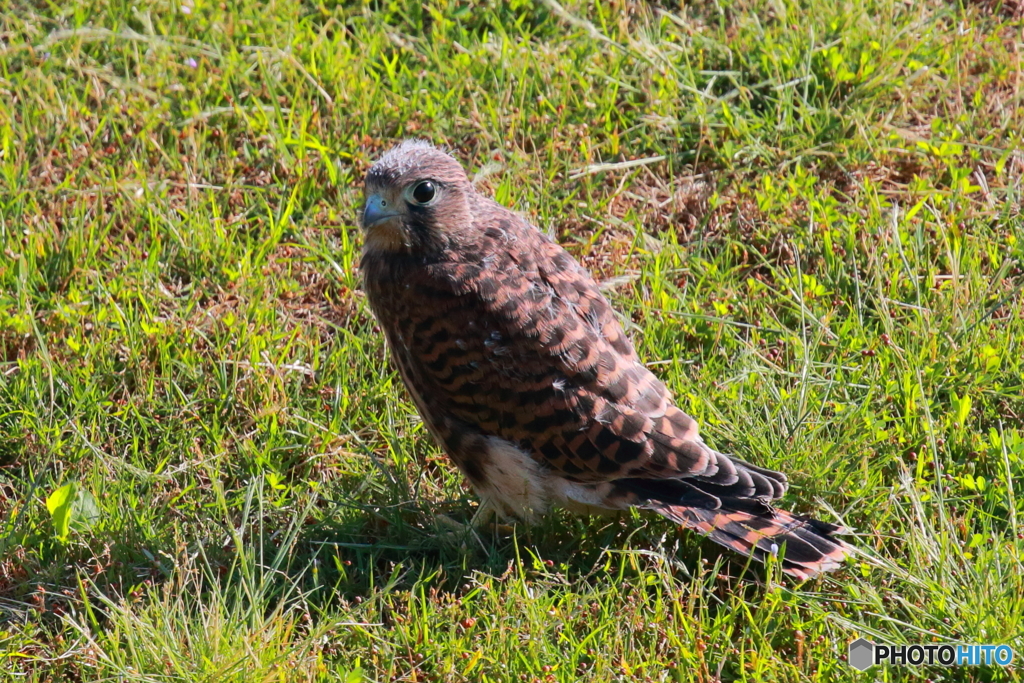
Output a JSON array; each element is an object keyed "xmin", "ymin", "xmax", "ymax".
[{"xmin": 358, "ymin": 139, "xmax": 851, "ymax": 580}]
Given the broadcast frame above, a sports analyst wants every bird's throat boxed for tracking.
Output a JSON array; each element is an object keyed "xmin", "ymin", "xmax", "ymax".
[{"xmin": 363, "ymin": 221, "xmax": 409, "ymax": 255}]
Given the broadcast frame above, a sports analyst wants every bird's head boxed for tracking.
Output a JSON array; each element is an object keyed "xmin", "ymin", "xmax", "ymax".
[{"xmin": 361, "ymin": 140, "xmax": 474, "ymax": 254}]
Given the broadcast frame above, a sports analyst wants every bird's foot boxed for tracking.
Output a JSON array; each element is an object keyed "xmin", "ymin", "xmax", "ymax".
[
  {"xmin": 472, "ymin": 500, "xmax": 518, "ymax": 535},
  {"xmin": 431, "ymin": 502, "xmax": 517, "ymax": 545}
]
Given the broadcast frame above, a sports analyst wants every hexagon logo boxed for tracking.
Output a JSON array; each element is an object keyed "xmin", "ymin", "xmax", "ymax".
[{"xmin": 848, "ymin": 638, "xmax": 875, "ymax": 671}]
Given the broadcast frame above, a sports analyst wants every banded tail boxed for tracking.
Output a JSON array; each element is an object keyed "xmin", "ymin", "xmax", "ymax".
[{"xmin": 651, "ymin": 502, "xmax": 852, "ymax": 580}]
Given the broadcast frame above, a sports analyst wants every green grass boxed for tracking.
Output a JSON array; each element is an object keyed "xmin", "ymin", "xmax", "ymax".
[{"xmin": 1, "ymin": 0, "xmax": 1023, "ymax": 680}]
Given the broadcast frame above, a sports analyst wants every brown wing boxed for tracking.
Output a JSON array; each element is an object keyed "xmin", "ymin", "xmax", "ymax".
[{"xmin": 385, "ymin": 198, "xmax": 785, "ymax": 501}]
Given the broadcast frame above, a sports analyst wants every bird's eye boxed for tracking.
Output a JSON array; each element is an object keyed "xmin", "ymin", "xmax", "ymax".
[{"xmin": 411, "ymin": 181, "xmax": 436, "ymax": 204}]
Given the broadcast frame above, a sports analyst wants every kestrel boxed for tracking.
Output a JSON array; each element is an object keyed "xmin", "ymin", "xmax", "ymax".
[{"xmin": 359, "ymin": 140, "xmax": 851, "ymax": 579}]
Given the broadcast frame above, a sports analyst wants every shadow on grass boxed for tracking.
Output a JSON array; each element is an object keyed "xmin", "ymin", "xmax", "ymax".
[
  {"xmin": 289, "ymin": 476, "xmax": 791, "ymax": 618},
  {"xmin": 0, "ymin": 462, "xmax": 774, "ymax": 618}
]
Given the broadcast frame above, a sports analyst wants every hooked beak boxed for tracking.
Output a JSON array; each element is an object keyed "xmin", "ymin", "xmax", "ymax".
[{"xmin": 362, "ymin": 194, "xmax": 401, "ymax": 229}]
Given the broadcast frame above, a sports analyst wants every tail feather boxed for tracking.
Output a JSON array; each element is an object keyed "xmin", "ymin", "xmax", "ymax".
[{"xmin": 650, "ymin": 502, "xmax": 852, "ymax": 580}]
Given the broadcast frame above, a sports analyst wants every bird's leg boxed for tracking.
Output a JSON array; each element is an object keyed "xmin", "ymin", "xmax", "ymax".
[
  {"xmin": 430, "ymin": 496, "xmax": 510, "ymax": 543},
  {"xmin": 431, "ymin": 503, "xmax": 513, "ymax": 553},
  {"xmin": 431, "ymin": 512, "xmax": 490, "ymax": 553},
  {"xmin": 470, "ymin": 499, "xmax": 498, "ymax": 528},
  {"xmin": 470, "ymin": 498, "xmax": 517, "ymax": 534}
]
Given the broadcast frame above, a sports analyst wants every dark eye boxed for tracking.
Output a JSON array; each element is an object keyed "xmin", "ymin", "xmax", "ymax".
[{"xmin": 411, "ymin": 181, "xmax": 436, "ymax": 204}]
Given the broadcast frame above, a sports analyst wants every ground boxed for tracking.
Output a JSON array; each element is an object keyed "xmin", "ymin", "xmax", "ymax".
[{"xmin": 1, "ymin": 0, "xmax": 1023, "ymax": 681}]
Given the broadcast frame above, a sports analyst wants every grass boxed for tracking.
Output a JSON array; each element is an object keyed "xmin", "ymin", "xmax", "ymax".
[{"xmin": 0, "ymin": 0, "xmax": 1022, "ymax": 680}]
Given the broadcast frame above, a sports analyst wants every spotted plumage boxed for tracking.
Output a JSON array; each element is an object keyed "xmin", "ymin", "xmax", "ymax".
[{"xmin": 359, "ymin": 140, "xmax": 851, "ymax": 579}]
